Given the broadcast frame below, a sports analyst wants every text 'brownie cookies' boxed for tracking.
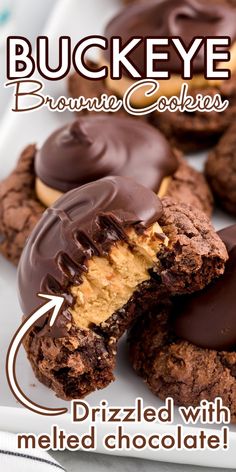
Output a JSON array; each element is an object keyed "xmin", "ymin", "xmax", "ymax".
[
  {"xmin": 18, "ymin": 178, "xmax": 226, "ymax": 400},
  {"xmin": 129, "ymin": 224, "xmax": 236, "ymax": 421},
  {"xmin": 0, "ymin": 115, "xmax": 213, "ymax": 265}
]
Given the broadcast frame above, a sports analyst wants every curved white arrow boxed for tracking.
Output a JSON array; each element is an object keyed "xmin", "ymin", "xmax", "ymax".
[{"xmin": 6, "ymin": 293, "xmax": 68, "ymax": 416}]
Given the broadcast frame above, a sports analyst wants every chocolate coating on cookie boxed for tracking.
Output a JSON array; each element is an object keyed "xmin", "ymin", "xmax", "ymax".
[
  {"xmin": 104, "ymin": 0, "xmax": 236, "ymax": 75},
  {"xmin": 175, "ymin": 224, "xmax": 236, "ymax": 351},
  {"xmin": 35, "ymin": 116, "xmax": 177, "ymax": 193},
  {"xmin": 18, "ymin": 176, "xmax": 163, "ymax": 319}
]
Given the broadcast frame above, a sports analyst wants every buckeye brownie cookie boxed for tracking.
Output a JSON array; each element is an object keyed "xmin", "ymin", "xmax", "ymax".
[
  {"xmin": 100, "ymin": 0, "xmax": 236, "ymax": 151},
  {"xmin": 0, "ymin": 116, "xmax": 212, "ymax": 265},
  {"xmin": 0, "ymin": 146, "xmax": 44, "ymax": 265},
  {"xmin": 18, "ymin": 179, "xmax": 226, "ymax": 400},
  {"xmin": 69, "ymin": 63, "xmax": 236, "ymax": 154},
  {"xmin": 205, "ymin": 124, "xmax": 236, "ymax": 215},
  {"xmin": 34, "ymin": 116, "xmax": 178, "ymax": 206},
  {"xmin": 129, "ymin": 225, "xmax": 236, "ymax": 421}
]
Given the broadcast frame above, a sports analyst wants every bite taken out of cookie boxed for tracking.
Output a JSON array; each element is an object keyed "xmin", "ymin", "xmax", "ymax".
[
  {"xmin": 18, "ymin": 178, "xmax": 226, "ymax": 400},
  {"xmin": 129, "ymin": 224, "xmax": 236, "ymax": 421}
]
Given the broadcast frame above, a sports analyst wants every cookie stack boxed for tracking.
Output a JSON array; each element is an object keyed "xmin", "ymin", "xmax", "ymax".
[
  {"xmin": 0, "ymin": 0, "xmax": 236, "ymax": 420},
  {"xmin": 69, "ymin": 0, "xmax": 236, "ymax": 152},
  {"xmin": 0, "ymin": 114, "xmax": 212, "ymax": 264}
]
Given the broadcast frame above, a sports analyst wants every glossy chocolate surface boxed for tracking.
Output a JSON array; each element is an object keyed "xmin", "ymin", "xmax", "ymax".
[
  {"xmin": 35, "ymin": 116, "xmax": 177, "ymax": 193},
  {"xmin": 175, "ymin": 224, "xmax": 236, "ymax": 351}
]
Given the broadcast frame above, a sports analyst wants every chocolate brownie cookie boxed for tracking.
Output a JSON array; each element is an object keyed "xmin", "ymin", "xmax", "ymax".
[
  {"xmin": 129, "ymin": 225, "xmax": 236, "ymax": 421},
  {"xmin": 0, "ymin": 145, "xmax": 44, "ymax": 265},
  {"xmin": 149, "ymin": 78, "xmax": 236, "ymax": 153},
  {"xmin": 34, "ymin": 115, "xmax": 178, "ymax": 206},
  {"xmin": 0, "ymin": 116, "xmax": 213, "ymax": 265},
  {"xmin": 99, "ymin": 0, "xmax": 236, "ymax": 152},
  {"xmin": 165, "ymin": 154, "xmax": 213, "ymax": 217},
  {"xmin": 18, "ymin": 180, "xmax": 226, "ymax": 400},
  {"xmin": 205, "ymin": 123, "xmax": 236, "ymax": 215},
  {"xmin": 69, "ymin": 61, "xmax": 236, "ymax": 153},
  {"xmin": 35, "ymin": 116, "xmax": 212, "ymax": 213}
]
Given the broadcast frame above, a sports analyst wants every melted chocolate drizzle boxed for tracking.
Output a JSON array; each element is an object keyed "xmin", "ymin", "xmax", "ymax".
[{"xmin": 18, "ymin": 176, "xmax": 163, "ymax": 335}]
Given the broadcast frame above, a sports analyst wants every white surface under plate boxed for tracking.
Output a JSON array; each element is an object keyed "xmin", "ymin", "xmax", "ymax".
[{"xmin": 0, "ymin": 0, "xmax": 235, "ymax": 468}]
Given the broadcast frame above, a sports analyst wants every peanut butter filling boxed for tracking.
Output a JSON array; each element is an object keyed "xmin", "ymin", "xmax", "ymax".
[
  {"xmin": 35, "ymin": 177, "xmax": 63, "ymax": 207},
  {"xmin": 158, "ymin": 177, "xmax": 170, "ymax": 199},
  {"xmin": 36, "ymin": 176, "xmax": 171, "ymax": 207},
  {"xmin": 69, "ymin": 223, "xmax": 168, "ymax": 329}
]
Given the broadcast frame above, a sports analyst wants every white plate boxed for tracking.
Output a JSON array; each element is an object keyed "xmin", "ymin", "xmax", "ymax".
[{"xmin": 0, "ymin": 0, "xmax": 236, "ymax": 468}]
